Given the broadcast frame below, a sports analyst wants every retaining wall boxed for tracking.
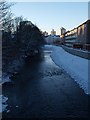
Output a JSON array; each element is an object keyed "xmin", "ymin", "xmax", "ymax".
[{"xmin": 62, "ymin": 45, "xmax": 90, "ymax": 60}]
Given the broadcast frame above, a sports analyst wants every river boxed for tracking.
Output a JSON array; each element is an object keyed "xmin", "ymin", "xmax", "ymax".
[{"xmin": 2, "ymin": 46, "xmax": 89, "ymax": 119}]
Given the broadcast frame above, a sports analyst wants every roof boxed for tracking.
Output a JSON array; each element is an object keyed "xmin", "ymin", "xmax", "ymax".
[{"xmin": 63, "ymin": 19, "xmax": 90, "ymax": 35}]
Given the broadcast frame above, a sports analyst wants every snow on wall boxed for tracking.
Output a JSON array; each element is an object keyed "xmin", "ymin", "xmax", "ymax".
[{"xmin": 51, "ymin": 45, "xmax": 90, "ymax": 95}]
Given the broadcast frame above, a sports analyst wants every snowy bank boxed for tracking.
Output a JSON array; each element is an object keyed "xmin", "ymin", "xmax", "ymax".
[
  {"xmin": 51, "ymin": 46, "xmax": 90, "ymax": 95},
  {"xmin": 43, "ymin": 45, "xmax": 53, "ymax": 50},
  {"xmin": 1, "ymin": 55, "xmax": 25, "ymax": 85},
  {"xmin": 0, "ymin": 73, "xmax": 11, "ymax": 85},
  {"xmin": 0, "ymin": 95, "xmax": 8, "ymax": 113}
]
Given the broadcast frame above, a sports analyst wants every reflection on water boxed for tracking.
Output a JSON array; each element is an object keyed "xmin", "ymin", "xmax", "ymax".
[
  {"xmin": 2, "ymin": 48, "xmax": 59, "ymax": 115},
  {"xmin": 43, "ymin": 50, "xmax": 53, "ymax": 64}
]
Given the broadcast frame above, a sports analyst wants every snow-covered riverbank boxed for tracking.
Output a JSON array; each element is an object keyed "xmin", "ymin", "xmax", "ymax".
[
  {"xmin": 1, "ymin": 55, "xmax": 25, "ymax": 85},
  {"xmin": 0, "ymin": 95, "xmax": 8, "ymax": 113},
  {"xmin": 51, "ymin": 45, "xmax": 90, "ymax": 95},
  {"xmin": 0, "ymin": 56, "xmax": 25, "ymax": 113}
]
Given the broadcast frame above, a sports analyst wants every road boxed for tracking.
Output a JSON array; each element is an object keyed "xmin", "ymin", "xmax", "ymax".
[{"xmin": 2, "ymin": 47, "xmax": 89, "ymax": 119}]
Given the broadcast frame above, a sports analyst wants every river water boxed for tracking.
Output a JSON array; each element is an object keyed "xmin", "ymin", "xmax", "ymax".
[{"xmin": 2, "ymin": 46, "xmax": 89, "ymax": 119}]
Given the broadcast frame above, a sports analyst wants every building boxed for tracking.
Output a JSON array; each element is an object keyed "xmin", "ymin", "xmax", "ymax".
[
  {"xmin": 43, "ymin": 31, "xmax": 48, "ymax": 36},
  {"xmin": 61, "ymin": 20, "xmax": 90, "ymax": 50},
  {"xmin": 45, "ymin": 35, "xmax": 60, "ymax": 44},
  {"xmin": 60, "ymin": 27, "xmax": 66, "ymax": 36},
  {"xmin": 51, "ymin": 29, "xmax": 56, "ymax": 36}
]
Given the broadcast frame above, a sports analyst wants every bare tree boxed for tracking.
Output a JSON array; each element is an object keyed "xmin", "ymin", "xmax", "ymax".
[
  {"xmin": 14, "ymin": 16, "xmax": 23, "ymax": 31},
  {"xmin": 0, "ymin": 0, "xmax": 13, "ymax": 31}
]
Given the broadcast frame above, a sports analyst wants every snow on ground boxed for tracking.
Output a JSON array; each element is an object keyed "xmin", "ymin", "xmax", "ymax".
[
  {"xmin": 43, "ymin": 45, "xmax": 53, "ymax": 50},
  {"xmin": 0, "ymin": 95, "xmax": 8, "ymax": 113},
  {"xmin": 0, "ymin": 73, "xmax": 11, "ymax": 85},
  {"xmin": 51, "ymin": 45, "xmax": 90, "ymax": 95}
]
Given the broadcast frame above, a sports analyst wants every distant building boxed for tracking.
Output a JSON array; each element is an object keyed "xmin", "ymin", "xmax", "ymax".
[
  {"xmin": 60, "ymin": 27, "xmax": 66, "ymax": 35},
  {"xmin": 45, "ymin": 35, "xmax": 60, "ymax": 44},
  {"xmin": 51, "ymin": 29, "xmax": 56, "ymax": 36},
  {"xmin": 43, "ymin": 31, "xmax": 48, "ymax": 36}
]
